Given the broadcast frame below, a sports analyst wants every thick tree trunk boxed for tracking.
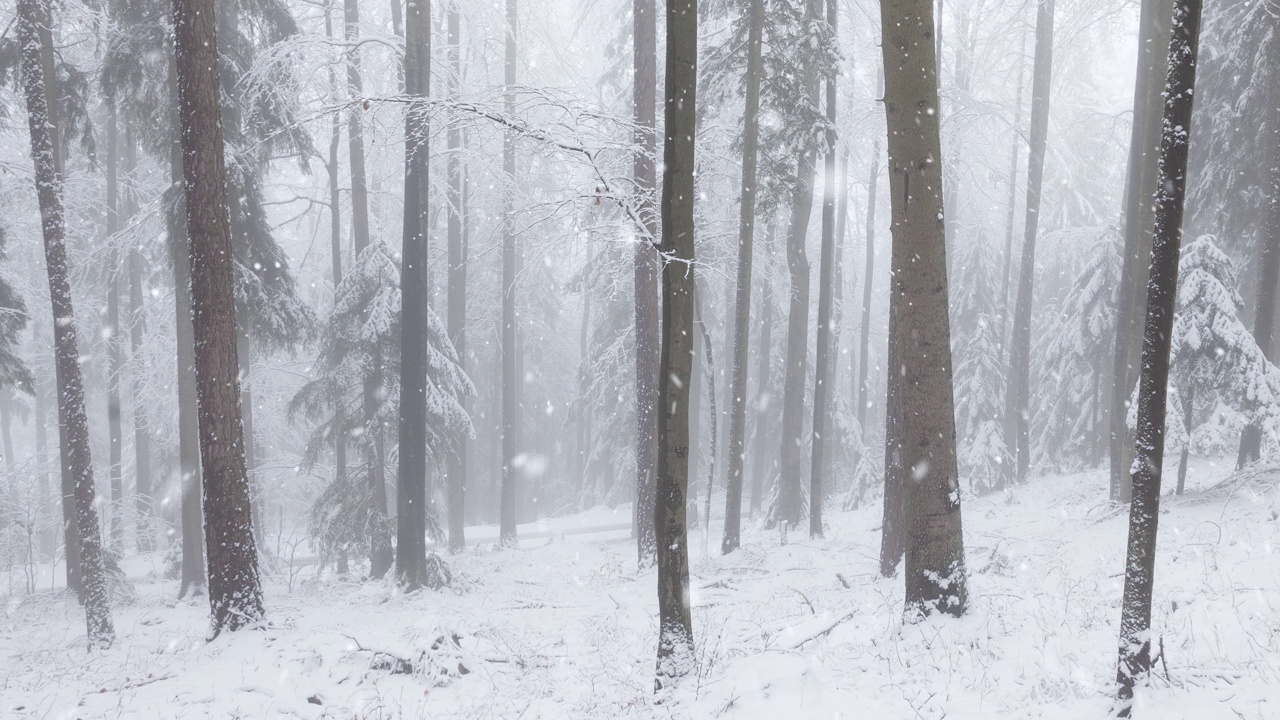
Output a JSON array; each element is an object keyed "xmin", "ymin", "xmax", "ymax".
[
  {"xmin": 500, "ymin": 0, "xmax": 520, "ymax": 547},
  {"xmin": 879, "ymin": 0, "xmax": 967, "ymax": 616},
  {"xmin": 1115, "ymin": 0, "xmax": 1202, "ymax": 708},
  {"xmin": 856, "ymin": 136, "xmax": 880, "ymax": 436},
  {"xmin": 173, "ymin": 0, "xmax": 265, "ymax": 632},
  {"xmin": 1110, "ymin": 0, "xmax": 1176, "ymax": 502},
  {"xmin": 654, "ymin": 0, "xmax": 697, "ymax": 693},
  {"xmin": 445, "ymin": 0, "xmax": 468, "ymax": 554},
  {"xmin": 395, "ymin": 0, "xmax": 432, "ymax": 587},
  {"xmin": 749, "ymin": 236, "xmax": 774, "ymax": 515},
  {"xmin": 808, "ymin": 0, "xmax": 838, "ymax": 539},
  {"xmin": 1006, "ymin": 0, "xmax": 1055, "ymax": 486},
  {"xmin": 18, "ymin": 0, "xmax": 114, "ymax": 648},
  {"xmin": 634, "ymin": 0, "xmax": 660, "ymax": 568}
]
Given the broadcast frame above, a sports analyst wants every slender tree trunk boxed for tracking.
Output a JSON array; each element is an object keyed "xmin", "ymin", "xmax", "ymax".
[
  {"xmin": 999, "ymin": 28, "xmax": 1027, "ymax": 347},
  {"xmin": 879, "ymin": 0, "xmax": 967, "ymax": 617},
  {"xmin": 395, "ymin": 0, "xmax": 432, "ymax": 587},
  {"xmin": 325, "ymin": 0, "xmax": 347, "ymax": 491},
  {"xmin": 173, "ymin": 0, "xmax": 266, "ymax": 632},
  {"xmin": 694, "ymin": 284, "xmax": 716, "ymax": 553},
  {"xmin": 1110, "ymin": 0, "xmax": 1175, "ymax": 503},
  {"xmin": 1115, "ymin": 0, "xmax": 1202, "ymax": 706},
  {"xmin": 105, "ymin": 98, "xmax": 125, "ymax": 553},
  {"xmin": 18, "ymin": 0, "xmax": 114, "ymax": 647},
  {"xmin": 1006, "ymin": 0, "xmax": 1055, "ymax": 486},
  {"xmin": 445, "ymin": 0, "xmax": 468, "ymax": 554},
  {"xmin": 1177, "ymin": 388, "xmax": 1192, "ymax": 495},
  {"xmin": 808, "ymin": 0, "xmax": 839, "ymax": 539},
  {"xmin": 856, "ymin": 136, "xmax": 880, "ymax": 436},
  {"xmin": 1237, "ymin": 124, "xmax": 1280, "ymax": 467},
  {"xmin": 749, "ymin": 235, "xmax": 774, "ymax": 515},
  {"xmin": 500, "ymin": 0, "xmax": 520, "ymax": 547},
  {"xmin": 633, "ymin": 0, "xmax": 660, "ymax": 568},
  {"xmin": 879, "ymin": 298, "xmax": 904, "ymax": 576},
  {"xmin": 124, "ymin": 120, "xmax": 151, "ymax": 553},
  {"xmin": 654, "ymin": 0, "xmax": 697, "ymax": 693},
  {"xmin": 237, "ymin": 330, "xmax": 262, "ymax": 547},
  {"xmin": 0, "ymin": 396, "xmax": 14, "ymax": 471},
  {"xmin": 34, "ymin": 326, "xmax": 55, "ymax": 559}
]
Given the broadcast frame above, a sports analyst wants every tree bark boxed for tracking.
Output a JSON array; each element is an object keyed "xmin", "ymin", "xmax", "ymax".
[
  {"xmin": 445, "ymin": 0, "xmax": 468, "ymax": 554},
  {"xmin": 324, "ymin": 0, "xmax": 347, "ymax": 492},
  {"xmin": 106, "ymin": 98, "xmax": 125, "ymax": 553},
  {"xmin": 124, "ymin": 119, "xmax": 151, "ymax": 553},
  {"xmin": 856, "ymin": 135, "xmax": 880, "ymax": 437},
  {"xmin": 395, "ymin": 0, "xmax": 432, "ymax": 587},
  {"xmin": 749, "ymin": 233, "xmax": 774, "ymax": 515},
  {"xmin": 999, "ymin": 27, "xmax": 1026, "ymax": 351},
  {"xmin": 18, "ymin": 0, "xmax": 114, "ymax": 648},
  {"xmin": 1177, "ymin": 387, "xmax": 1192, "ymax": 495},
  {"xmin": 808, "ymin": 0, "xmax": 838, "ymax": 539},
  {"xmin": 879, "ymin": 0, "xmax": 968, "ymax": 616},
  {"xmin": 1110, "ymin": 0, "xmax": 1175, "ymax": 502},
  {"xmin": 654, "ymin": 0, "xmax": 697, "ymax": 693},
  {"xmin": 879, "ymin": 297, "xmax": 904, "ymax": 576},
  {"xmin": 634, "ymin": 0, "xmax": 660, "ymax": 568},
  {"xmin": 173, "ymin": 0, "xmax": 265, "ymax": 632},
  {"xmin": 500, "ymin": 0, "xmax": 520, "ymax": 547},
  {"xmin": 1115, "ymin": 0, "xmax": 1202, "ymax": 708},
  {"xmin": 1006, "ymin": 0, "xmax": 1055, "ymax": 486}
]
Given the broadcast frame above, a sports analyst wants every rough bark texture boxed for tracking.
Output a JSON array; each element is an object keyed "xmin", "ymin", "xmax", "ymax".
[
  {"xmin": 499, "ymin": 0, "xmax": 520, "ymax": 547},
  {"xmin": 18, "ymin": 0, "xmax": 115, "ymax": 648},
  {"xmin": 654, "ymin": 0, "xmax": 697, "ymax": 693},
  {"xmin": 1110, "ymin": 0, "xmax": 1175, "ymax": 502},
  {"xmin": 721, "ymin": 0, "xmax": 763, "ymax": 555},
  {"xmin": 395, "ymin": 0, "xmax": 432, "ymax": 588},
  {"xmin": 173, "ymin": 0, "xmax": 265, "ymax": 633},
  {"xmin": 879, "ymin": 0, "xmax": 968, "ymax": 617},
  {"xmin": 634, "ymin": 0, "xmax": 660, "ymax": 568},
  {"xmin": 808, "ymin": 0, "xmax": 838, "ymax": 539},
  {"xmin": 1115, "ymin": 0, "xmax": 1202, "ymax": 709},
  {"xmin": 445, "ymin": 0, "xmax": 468, "ymax": 554},
  {"xmin": 1006, "ymin": 0, "xmax": 1055, "ymax": 485}
]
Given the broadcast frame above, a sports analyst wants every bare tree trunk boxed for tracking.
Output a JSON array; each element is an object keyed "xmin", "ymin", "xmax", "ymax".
[
  {"xmin": 236, "ymin": 330, "xmax": 262, "ymax": 547},
  {"xmin": 856, "ymin": 135, "xmax": 880, "ymax": 436},
  {"xmin": 1177, "ymin": 388, "xmax": 1192, "ymax": 495},
  {"xmin": 18, "ymin": 0, "xmax": 114, "ymax": 647},
  {"xmin": 105, "ymin": 98, "xmax": 125, "ymax": 553},
  {"xmin": 123, "ymin": 120, "xmax": 151, "ymax": 553},
  {"xmin": 1237, "ymin": 121, "xmax": 1280, "ymax": 467},
  {"xmin": 1116, "ymin": 0, "xmax": 1202, "ymax": 707},
  {"xmin": 395, "ymin": 0, "xmax": 432, "ymax": 588},
  {"xmin": 324, "ymin": 0, "xmax": 347, "ymax": 492},
  {"xmin": 1110, "ymin": 0, "xmax": 1175, "ymax": 503},
  {"xmin": 445, "ymin": 0, "xmax": 468, "ymax": 554},
  {"xmin": 500, "ymin": 0, "xmax": 520, "ymax": 548},
  {"xmin": 0, "ymin": 396, "xmax": 14, "ymax": 471},
  {"xmin": 654, "ymin": 0, "xmax": 697, "ymax": 693},
  {"xmin": 634, "ymin": 0, "xmax": 660, "ymax": 568},
  {"xmin": 749, "ymin": 234, "xmax": 774, "ymax": 514},
  {"xmin": 808, "ymin": 0, "xmax": 838, "ymax": 539},
  {"xmin": 1006, "ymin": 0, "xmax": 1055, "ymax": 486},
  {"xmin": 694, "ymin": 284, "xmax": 716, "ymax": 553},
  {"xmin": 879, "ymin": 300, "xmax": 903, "ymax": 576},
  {"xmin": 173, "ymin": 0, "xmax": 265, "ymax": 632},
  {"xmin": 879, "ymin": 0, "xmax": 967, "ymax": 616},
  {"xmin": 34, "ymin": 326, "xmax": 55, "ymax": 559},
  {"xmin": 999, "ymin": 28, "xmax": 1026, "ymax": 348}
]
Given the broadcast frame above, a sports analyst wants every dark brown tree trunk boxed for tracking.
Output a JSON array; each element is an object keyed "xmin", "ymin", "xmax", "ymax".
[
  {"xmin": 749, "ymin": 233, "xmax": 774, "ymax": 514},
  {"xmin": 879, "ymin": 0, "xmax": 967, "ymax": 616},
  {"xmin": 1006, "ymin": 0, "xmax": 1055, "ymax": 486},
  {"xmin": 634, "ymin": 0, "xmax": 660, "ymax": 568},
  {"xmin": 395, "ymin": 0, "xmax": 432, "ymax": 587},
  {"xmin": 1111, "ymin": 0, "xmax": 1176, "ymax": 502},
  {"xmin": 445, "ymin": 0, "xmax": 468, "ymax": 554},
  {"xmin": 808, "ymin": 0, "xmax": 838, "ymax": 539},
  {"xmin": 1115, "ymin": 0, "xmax": 1202, "ymax": 707},
  {"xmin": 500, "ymin": 0, "xmax": 520, "ymax": 547},
  {"xmin": 654, "ymin": 0, "xmax": 697, "ymax": 693},
  {"xmin": 18, "ymin": 0, "xmax": 114, "ymax": 647},
  {"xmin": 173, "ymin": 0, "xmax": 265, "ymax": 632}
]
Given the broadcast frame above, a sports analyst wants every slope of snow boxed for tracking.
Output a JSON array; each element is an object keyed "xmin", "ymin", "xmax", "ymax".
[{"xmin": 3, "ymin": 460, "xmax": 1277, "ymax": 719}]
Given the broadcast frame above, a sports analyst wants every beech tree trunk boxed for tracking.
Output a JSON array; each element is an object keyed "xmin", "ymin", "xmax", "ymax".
[
  {"xmin": 395, "ymin": 0, "xmax": 432, "ymax": 588},
  {"xmin": 1110, "ymin": 0, "xmax": 1175, "ymax": 502},
  {"xmin": 173, "ymin": 0, "xmax": 265, "ymax": 632},
  {"xmin": 633, "ymin": 0, "xmax": 660, "ymax": 567},
  {"xmin": 1115, "ymin": 0, "xmax": 1202, "ymax": 708},
  {"xmin": 445, "ymin": 0, "xmax": 468, "ymax": 554},
  {"xmin": 18, "ymin": 0, "xmax": 115, "ymax": 648},
  {"xmin": 808, "ymin": 0, "xmax": 839, "ymax": 539},
  {"xmin": 500, "ymin": 0, "xmax": 520, "ymax": 547},
  {"xmin": 1006, "ymin": 0, "xmax": 1055, "ymax": 486},
  {"xmin": 879, "ymin": 0, "xmax": 968, "ymax": 617},
  {"xmin": 654, "ymin": 0, "xmax": 697, "ymax": 693}
]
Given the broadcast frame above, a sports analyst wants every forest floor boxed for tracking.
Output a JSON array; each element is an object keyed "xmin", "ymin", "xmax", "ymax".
[{"xmin": 3, "ymin": 458, "xmax": 1279, "ymax": 719}]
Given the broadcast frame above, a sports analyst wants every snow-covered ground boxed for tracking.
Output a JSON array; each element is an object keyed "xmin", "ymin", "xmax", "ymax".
[{"xmin": 3, "ymin": 459, "xmax": 1278, "ymax": 719}]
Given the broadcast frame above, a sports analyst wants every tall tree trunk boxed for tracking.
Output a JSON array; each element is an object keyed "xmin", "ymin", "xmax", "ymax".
[
  {"xmin": 654, "ymin": 0, "xmax": 697, "ymax": 691},
  {"xmin": 879, "ymin": 0, "xmax": 967, "ymax": 616},
  {"xmin": 856, "ymin": 134, "xmax": 880, "ymax": 437},
  {"xmin": 694, "ymin": 283, "xmax": 716, "ymax": 553},
  {"xmin": 1237, "ymin": 118, "xmax": 1280, "ymax": 467},
  {"xmin": 0, "ymin": 396, "xmax": 14, "ymax": 471},
  {"xmin": 324, "ymin": 0, "xmax": 347, "ymax": 492},
  {"xmin": 105, "ymin": 98, "xmax": 125, "ymax": 552},
  {"xmin": 237, "ymin": 330, "xmax": 262, "ymax": 548},
  {"xmin": 999, "ymin": 28, "xmax": 1027, "ymax": 347},
  {"xmin": 445, "ymin": 0, "xmax": 468, "ymax": 554},
  {"xmin": 124, "ymin": 120, "xmax": 151, "ymax": 553},
  {"xmin": 34, "ymin": 326, "xmax": 54, "ymax": 559},
  {"xmin": 808, "ymin": 0, "xmax": 838, "ymax": 539},
  {"xmin": 395, "ymin": 0, "xmax": 432, "ymax": 587},
  {"xmin": 879, "ymin": 298, "xmax": 903, "ymax": 576},
  {"xmin": 18, "ymin": 0, "xmax": 114, "ymax": 647},
  {"xmin": 1006, "ymin": 0, "xmax": 1055, "ymax": 486},
  {"xmin": 499, "ymin": 0, "xmax": 521, "ymax": 547},
  {"xmin": 633, "ymin": 0, "xmax": 660, "ymax": 568},
  {"xmin": 1115, "ymin": 0, "xmax": 1202, "ymax": 706},
  {"xmin": 776, "ymin": 0, "xmax": 822, "ymax": 529},
  {"xmin": 173, "ymin": 0, "xmax": 265, "ymax": 632},
  {"xmin": 1110, "ymin": 0, "xmax": 1176, "ymax": 503},
  {"xmin": 749, "ymin": 232, "xmax": 774, "ymax": 515}
]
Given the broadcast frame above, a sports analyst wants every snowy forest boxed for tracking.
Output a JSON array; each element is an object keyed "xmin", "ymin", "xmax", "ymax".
[{"xmin": 0, "ymin": 0, "xmax": 1277, "ymax": 715}]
